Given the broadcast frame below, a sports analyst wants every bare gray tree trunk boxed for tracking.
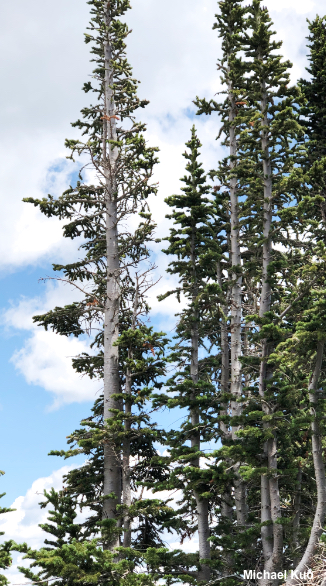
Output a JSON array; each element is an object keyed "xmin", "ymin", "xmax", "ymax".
[
  {"xmin": 287, "ymin": 342, "xmax": 326, "ymax": 585},
  {"xmin": 217, "ymin": 260, "xmax": 230, "ymax": 444},
  {"xmin": 292, "ymin": 468, "xmax": 302, "ymax": 564},
  {"xmin": 190, "ymin": 318, "xmax": 211, "ymax": 581},
  {"xmin": 227, "ymin": 69, "xmax": 247, "ymax": 529},
  {"xmin": 122, "ymin": 279, "xmax": 140, "ymax": 547},
  {"xmin": 217, "ymin": 261, "xmax": 234, "ymax": 573},
  {"xmin": 190, "ymin": 226, "xmax": 210, "ymax": 582},
  {"xmin": 103, "ymin": 1, "xmax": 121, "ymax": 549},
  {"xmin": 123, "ymin": 363, "xmax": 132, "ymax": 548},
  {"xmin": 258, "ymin": 80, "xmax": 282, "ymax": 584}
]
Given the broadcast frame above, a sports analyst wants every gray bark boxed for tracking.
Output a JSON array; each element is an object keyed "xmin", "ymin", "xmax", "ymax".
[
  {"xmin": 227, "ymin": 62, "xmax": 247, "ymax": 529},
  {"xmin": 190, "ymin": 225, "xmax": 210, "ymax": 582},
  {"xmin": 122, "ymin": 388, "xmax": 131, "ymax": 548},
  {"xmin": 257, "ymin": 75, "xmax": 283, "ymax": 584},
  {"xmin": 228, "ymin": 79, "xmax": 242, "ymax": 441},
  {"xmin": 261, "ymin": 472, "xmax": 273, "ymax": 562},
  {"xmin": 122, "ymin": 358, "xmax": 132, "ymax": 547},
  {"xmin": 292, "ymin": 468, "xmax": 302, "ymax": 563},
  {"xmin": 265, "ymin": 435, "xmax": 283, "ymax": 575},
  {"xmin": 286, "ymin": 342, "xmax": 325, "ymax": 585},
  {"xmin": 191, "ymin": 320, "xmax": 211, "ymax": 581},
  {"xmin": 217, "ymin": 261, "xmax": 234, "ymax": 573},
  {"xmin": 123, "ymin": 280, "xmax": 140, "ymax": 547},
  {"xmin": 217, "ymin": 260, "xmax": 231, "ymax": 443},
  {"xmin": 103, "ymin": 1, "xmax": 121, "ymax": 549}
]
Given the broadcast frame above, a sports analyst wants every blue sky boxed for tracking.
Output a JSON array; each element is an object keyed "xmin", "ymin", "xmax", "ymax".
[{"xmin": 0, "ymin": 0, "xmax": 325, "ymax": 580}]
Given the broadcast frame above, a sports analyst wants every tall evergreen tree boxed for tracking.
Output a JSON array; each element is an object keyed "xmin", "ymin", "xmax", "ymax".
[
  {"xmin": 241, "ymin": 1, "xmax": 304, "ymax": 578},
  {"xmin": 154, "ymin": 127, "xmax": 216, "ymax": 582},
  {"xmin": 276, "ymin": 16, "xmax": 326, "ymax": 580},
  {"xmin": 271, "ymin": 244, "xmax": 326, "ymax": 583},
  {"xmin": 300, "ymin": 15, "xmax": 326, "ymax": 231},
  {"xmin": 24, "ymin": 0, "xmax": 165, "ymax": 555},
  {"xmin": 12, "ymin": 3, "xmax": 326, "ymax": 585},
  {"xmin": 196, "ymin": 0, "xmax": 248, "ymax": 530},
  {"xmin": 196, "ymin": 0, "xmax": 312, "ymax": 580}
]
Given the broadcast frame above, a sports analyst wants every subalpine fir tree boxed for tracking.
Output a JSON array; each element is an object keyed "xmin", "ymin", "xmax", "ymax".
[
  {"xmin": 196, "ymin": 0, "xmax": 310, "ymax": 579},
  {"xmin": 195, "ymin": 0, "xmax": 248, "ymax": 529},
  {"xmin": 240, "ymin": 1, "xmax": 304, "ymax": 579},
  {"xmin": 12, "ymin": 3, "xmax": 326, "ymax": 585},
  {"xmin": 153, "ymin": 127, "xmax": 217, "ymax": 583},
  {"xmin": 269, "ymin": 241, "xmax": 326, "ymax": 583},
  {"xmin": 17, "ymin": 494, "xmax": 156, "ymax": 586},
  {"xmin": 24, "ymin": 0, "xmax": 170, "ymax": 559},
  {"xmin": 16, "ymin": 482, "xmax": 181, "ymax": 586},
  {"xmin": 273, "ymin": 19, "xmax": 326, "ymax": 579},
  {"xmin": 299, "ymin": 15, "xmax": 326, "ymax": 233}
]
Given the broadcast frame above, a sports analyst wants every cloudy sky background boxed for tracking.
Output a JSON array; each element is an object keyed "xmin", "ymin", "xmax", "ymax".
[{"xmin": 0, "ymin": 0, "xmax": 325, "ymax": 581}]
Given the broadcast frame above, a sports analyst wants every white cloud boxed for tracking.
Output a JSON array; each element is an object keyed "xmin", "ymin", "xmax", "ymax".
[
  {"xmin": 0, "ymin": 466, "xmax": 71, "ymax": 547},
  {"xmin": 2, "ymin": 282, "xmax": 100, "ymax": 409},
  {"xmin": 265, "ymin": 0, "xmax": 315, "ymax": 13},
  {"xmin": 0, "ymin": 143, "xmax": 83, "ymax": 270},
  {"xmin": 12, "ymin": 331, "xmax": 99, "ymax": 410},
  {"xmin": 3, "ymin": 281, "xmax": 85, "ymax": 331},
  {"xmin": 0, "ymin": 466, "xmax": 77, "ymax": 585},
  {"xmin": 0, "ymin": 0, "xmax": 90, "ymax": 270},
  {"xmin": 0, "ymin": 0, "xmax": 321, "ymax": 271}
]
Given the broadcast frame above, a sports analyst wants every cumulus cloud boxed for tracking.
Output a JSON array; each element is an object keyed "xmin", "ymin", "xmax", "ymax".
[
  {"xmin": 0, "ymin": 0, "xmax": 90, "ymax": 270},
  {"xmin": 0, "ymin": 466, "xmax": 76, "ymax": 585},
  {"xmin": 0, "ymin": 466, "xmax": 72, "ymax": 548},
  {"xmin": 0, "ymin": 0, "xmax": 321, "ymax": 271},
  {"xmin": 1, "ymin": 273, "xmax": 180, "ymax": 406},
  {"xmin": 11, "ymin": 331, "xmax": 99, "ymax": 410},
  {"xmin": 2, "ymin": 281, "xmax": 100, "ymax": 409}
]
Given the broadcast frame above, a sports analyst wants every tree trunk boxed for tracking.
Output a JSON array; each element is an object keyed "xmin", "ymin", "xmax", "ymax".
[
  {"xmin": 258, "ymin": 78, "xmax": 282, "ymax": 584},
  {"xmin": 292, "ymin": 468, "xmax": 302, "ymax": 564},
  {"xmin": 227, "ymin": 64, "xmax": 247, "ymax": 529},
  {"xmin": 190, "ymin": 318, "xmax": 211, "ymax": 581},
  {"xmin": 103, "ymin": 0, "xmax": 121, "ymax": 550},
  {"xmin": 217, "ymin": 260, "xmax": 233, "ymax": 573},
  {"xmin": 190, "ymin": 225, "xmax": 210, "ymax": 582},
  {"xmin": 217, "ymin": 259, "xmax": 231, "ymax": 443},
  {"xmin": 123, "ymin": 359, "xmax": 132, "ymax": 548},
  {"xmin": 287, "ymin": 342, "xmax": 325, "ymax": 585},
  {"xmin": 122, "ymin": 280, "xmax": 139, "ymax": 548}
]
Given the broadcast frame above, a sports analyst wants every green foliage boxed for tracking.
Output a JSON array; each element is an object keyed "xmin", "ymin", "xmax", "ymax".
[
  {"xmin": 14, "ymin": 1, "xmax": 326, "ymax": 584},
  {"xmin": 0, "ymin": 473, "xmax": 14, "ymax": 586},
  {"xmin": 17, "ymin": 539, "xmax": 158, "ymax": 586}
]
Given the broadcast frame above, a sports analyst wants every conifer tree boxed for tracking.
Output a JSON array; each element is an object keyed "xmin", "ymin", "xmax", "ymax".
[
  {"xmin": 267, "ymin": 239, "xmax": 326, "ymax": 582},
  {"xmin": 154, "ymin": 127, "xmax": 215, "ymax": 582},
  {"xmin": 300, "ymin": 15, "xmax": 326, "ymax": 231},
  {"xmin": 24, "ymin": 0, "xmax": 165, "ymax": 555},
  {"xmin": 196, "ymin": 0, "xmax": 248, "ymax": 529},
  {"xmin": 235, "ymin": 2, "xmax": 305, "ymax": 578},
  {"xmin": 196, "ymin": 0, "xmax": 310, "ymax": 579},
  {"xmin": 275, "ymin": 17, "xmax": 326, "ymax": 579},
  {"xmin": 13, "ymin": 2, "xmax": 326, "ymax": 584}
]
